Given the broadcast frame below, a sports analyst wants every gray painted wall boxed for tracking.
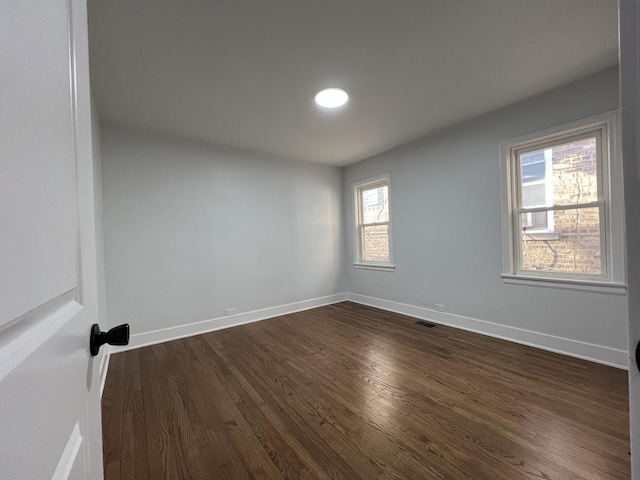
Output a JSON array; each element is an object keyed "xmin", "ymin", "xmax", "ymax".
[
  {"xmin": 101, "ymin": 127, "xmax": 344, "ymax": 335},
  {"xmin": 343, "ymin": 67, "xmax": 628, "ymax": 352}
]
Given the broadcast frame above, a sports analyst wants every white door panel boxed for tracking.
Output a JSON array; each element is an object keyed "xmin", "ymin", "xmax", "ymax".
[
  {"xmin": 52, "ymin": 423, "xmax": 85, "ymax": 480},
  {"xmin": 0, "ymin": 300, "xmax": 87, "ymax": 479},
  {"xmin": 0, "ymin": 0, "xmax": 104, "ymax": 478},
  {"xmin": 0, "ymin": 0, "xmax": 79, "ymax": 328}
]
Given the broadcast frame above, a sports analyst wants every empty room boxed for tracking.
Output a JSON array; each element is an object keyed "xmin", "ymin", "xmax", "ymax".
[{"xmin": 3, "ymin": 1, "xmax": 640, "ymax": 479}]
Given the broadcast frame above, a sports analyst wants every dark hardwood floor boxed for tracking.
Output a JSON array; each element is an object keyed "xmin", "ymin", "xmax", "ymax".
[{"xmin": 102, "ymin": 302, "xmax": 630, "ymax": 479}]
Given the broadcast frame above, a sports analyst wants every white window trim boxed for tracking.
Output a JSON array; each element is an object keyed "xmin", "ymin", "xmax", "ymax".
[
  {"xmin": 499, "ymin": 111, "xmax": 626, "ymax": 295},
  {"xmin": 353, "ymin": 174, "xmax": 395, "ymax": 271}
]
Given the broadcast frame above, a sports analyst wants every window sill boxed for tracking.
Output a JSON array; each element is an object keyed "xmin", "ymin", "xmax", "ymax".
[
  {"xmin": 354, "ymin": 263, "xmax": 396, "ymax": 272},
  {"xmin": 522, "ymin": 230, "xmax": 560, "ymax": 241},
  {"xmin": 501, "ymin": 274, "xmax": 626, "ymax": 295}
]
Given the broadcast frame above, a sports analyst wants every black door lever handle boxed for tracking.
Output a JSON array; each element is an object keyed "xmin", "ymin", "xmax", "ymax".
[{"xmin": 90, "ymin": 323, "xmax": 129, "ymax": 356}]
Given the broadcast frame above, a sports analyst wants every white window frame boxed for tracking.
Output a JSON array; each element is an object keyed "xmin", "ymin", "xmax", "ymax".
[
  {"xmin": 353, "ymin": 174, "xmax": 395, "ymax": 271},
  {"xmin": 499, "ymin": 111, "xmax": 626, "ymax": 294}
]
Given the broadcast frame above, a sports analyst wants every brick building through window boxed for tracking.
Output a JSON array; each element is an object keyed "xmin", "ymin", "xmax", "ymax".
[
  {"xmin": 519, "ymin": 137, "xmax": 601, "ymax": 274},
  {"xmin": 500, "ymin": 112, "xmax": 624, "ymax": 289}
]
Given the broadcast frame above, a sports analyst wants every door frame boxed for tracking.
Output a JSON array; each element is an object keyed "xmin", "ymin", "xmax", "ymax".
[{"xmin": 620, "ymin": 0, "xmax": 640, "ymax": 478}]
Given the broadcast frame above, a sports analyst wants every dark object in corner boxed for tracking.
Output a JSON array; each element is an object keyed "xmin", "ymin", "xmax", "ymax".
[{"xmin": 415, "ymin": 320, "xmax": 437, "ymax": 328}]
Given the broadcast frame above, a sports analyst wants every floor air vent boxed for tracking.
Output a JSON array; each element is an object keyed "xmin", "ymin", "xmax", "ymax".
[{"xmin": 415, "ymin": 320, "xmax": 437, "ymax": 328}]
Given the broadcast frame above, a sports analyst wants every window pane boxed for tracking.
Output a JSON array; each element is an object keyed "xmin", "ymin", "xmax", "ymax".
[
  {"xmin": 361, "ymin": 185, "xmax": 389, "ymax": 224},
  {"xmin": 362, "ymin": 224, "xmax": 389, "ymax": 262},
  {"xmin": 523, "ymin": 211, "xmax": 548, "ymax": 229},
  {"xmin": 519, "ymin": 206, "xmax": 601, "ymax": 275},
  {"xmin": 521, "ymin": 162, "xmax": 545, "ymax": 183},
  {"xmin": 521, "ymin": 150, "xmax": 545, "ymax": 165},
  {"xmin": 522, "ymin": 183, "xmax": 546, "ymax": 208},
  {"xmin": 551, "ymin": 137, "xmax": 598, "ymax": 205}
]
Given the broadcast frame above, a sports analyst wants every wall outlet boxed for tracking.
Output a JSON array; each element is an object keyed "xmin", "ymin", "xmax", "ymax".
[
  {"xmin": 435, "ymin": 303, "xmax": 446, "ymax": 312},
  {"xmin": 225, "ymin": 308, "xmax": 237, "ymax": 316}
]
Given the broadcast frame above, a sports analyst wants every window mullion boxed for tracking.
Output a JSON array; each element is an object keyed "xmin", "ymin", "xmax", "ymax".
[
  {"xmin": 516, "ymin": 201, "xmax": 604, "ymax": 215},
  {"xmin": 361, "ymin": 221, "xmax": 390, "ymax": 228}
]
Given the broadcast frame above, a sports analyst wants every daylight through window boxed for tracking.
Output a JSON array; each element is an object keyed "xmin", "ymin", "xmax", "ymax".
[
  {"xmin": 501, "ymin": 115, "xmax": 621, "ymax": 284},
  {"xmin": 354, "ymin": 176, "xmax": 392, "ymax": 267}
]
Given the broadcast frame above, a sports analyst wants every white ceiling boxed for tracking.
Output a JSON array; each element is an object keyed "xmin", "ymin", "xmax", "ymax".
[{"xmin": 88, "ymin": 0, "xmax": 618, "ymax": 166}]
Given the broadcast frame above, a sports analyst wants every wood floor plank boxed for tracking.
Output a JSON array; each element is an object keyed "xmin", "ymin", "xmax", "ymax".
[
  {"xmin": 192, "ymin": 336, "xmax": 318, "ymax": 479},
  {"xmin": 102, "ymin": 352, "xmax": 127, "ymax": 479},
  {"xmin": 140, "ymin": 345, "xmax": 188, "ymax": 480},
  {"xmin": 138, "ymin": 347, "xmax": 166, "ymax": 480},
  {"xmin": 103, "ymin": 302, "xmax": 630, "ymax": 479}
]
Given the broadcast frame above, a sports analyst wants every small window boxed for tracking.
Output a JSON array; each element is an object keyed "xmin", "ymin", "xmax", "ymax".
[
  {"xmin": 500, "ymin": 112, "xmax": 625, "ymax": 293},
  {"xmin": 354, "ymin": 175, "xmax": 394, "ymax": 270}
]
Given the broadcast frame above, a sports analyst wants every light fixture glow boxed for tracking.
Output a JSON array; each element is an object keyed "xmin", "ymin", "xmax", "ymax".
[{"xmin": 315, "ymin": 87, "xmax": 349, "ymax": 109}]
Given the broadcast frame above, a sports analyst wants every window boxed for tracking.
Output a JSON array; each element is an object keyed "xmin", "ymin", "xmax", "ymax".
[
  {"xmin": 354, "ymin": 175, "xmax": 394, "ymax": 270},
  {"xmin": 500, "ymin": 112, "xmax": 625, "ymax": 293}
]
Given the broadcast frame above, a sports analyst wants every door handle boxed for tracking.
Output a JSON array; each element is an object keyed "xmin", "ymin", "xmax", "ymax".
[
  {"xmin": 636, "ymin": 341, "xmax": 640, "ymax": 372},
  {"xmin": 90, "ymin": 323, "xmax": 129, "ymax": 356}
]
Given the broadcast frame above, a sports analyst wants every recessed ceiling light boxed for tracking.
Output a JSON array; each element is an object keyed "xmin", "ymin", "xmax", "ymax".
[{"xmin": 315, "ymin": 87, "xmax": 349, "ymax": 109}]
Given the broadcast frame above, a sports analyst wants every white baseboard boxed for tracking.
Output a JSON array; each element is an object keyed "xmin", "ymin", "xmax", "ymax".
[
  {"xmin": 110, "ymin": 293, "xmax": 348, "ymax": 354},
  {"xmin": 347, "ymin": 292, "xmax": 628, "ymax": 370},
  {"xmin": 99, "ymin": 348, "xmax": 110, "ymax": 398},
  {"xmin": 106, "ymin": 290, "xmax": 627, "ymax": 370}
]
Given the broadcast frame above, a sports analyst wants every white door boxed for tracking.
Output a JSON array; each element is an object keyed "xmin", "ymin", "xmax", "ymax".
[
  {"xmin": 0, "ymin": 0, "xmax": 105, "ymax": 479},
  {"xmin": 621, "ymin": 0, "xmax": 640, "ymax": 478}
]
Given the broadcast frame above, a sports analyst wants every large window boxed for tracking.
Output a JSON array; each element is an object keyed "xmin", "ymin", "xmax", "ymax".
[
  {"xmin": 500, "ymin": 112, "xmax": 625, "ymax": 293},
  {"xmin": 354, "ymin": 175, "xmax": 394, "ymax": 270}
]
